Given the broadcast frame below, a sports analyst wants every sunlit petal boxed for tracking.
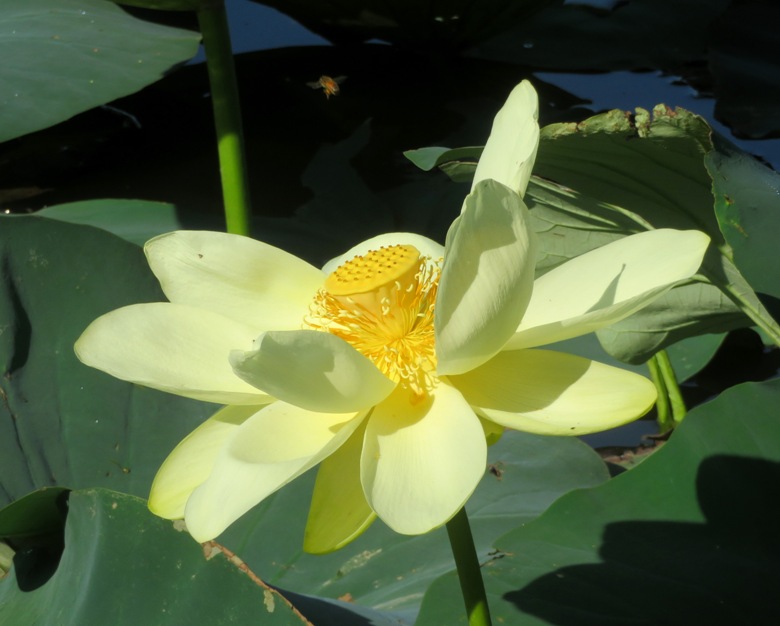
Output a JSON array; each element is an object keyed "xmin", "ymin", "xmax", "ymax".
[
  {"xmin": 322, "ymin": 232, "xmax": 445, "ymax": 274},
  {"xmin": 230, "ymin": 330, "xmax": 396, "ymax": 413},
  {"xmin": 436, "ymin": 179, "xmax": 536, "ymax": 375},
  {"xmin": 451, "ymin": 349, "xmax": 656, "ymax": 435},
  {"xmin": 149, "ymin": 405, "xmax": 262, "ymax": 519},
  {"xmin": 471, "ymin": 80, "xmax": 539, "ymax": 198},
  {"xmin": 184, "ymin": 403, "xmax": 367, "ymax": 542},
  {"xmin": 361, "ymin": 384, "xmax": 486, "ymax": 534},
  {"xmin": 146, "ymin": 230, "xmax": 324, "ymax": 330},
  {"xmin": 304, "ymin": 419, "xmax": 376, "ymax": 554},
  {"xmin": 75, "ymin": 303, "xmax": 270, "ymax": 404},
  {"xmin": 506, "ymin": 229, "xmax": 711, "ymax": 349}
]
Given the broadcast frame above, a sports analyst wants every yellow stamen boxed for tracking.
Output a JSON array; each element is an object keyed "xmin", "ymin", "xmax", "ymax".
[{"xmin": 307, "ymin": 244, "xmax": 440, "ymax": 398}]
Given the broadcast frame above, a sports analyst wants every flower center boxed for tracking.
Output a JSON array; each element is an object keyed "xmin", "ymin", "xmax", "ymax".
[{"xmin": 306, "ymin": 244, "xmax": 439, "ymax": 398}]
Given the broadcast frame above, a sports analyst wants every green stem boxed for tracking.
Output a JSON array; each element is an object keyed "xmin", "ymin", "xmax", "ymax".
[
  {"xmin": 647, "ymin": 355, "xmax": 672, "ymax": 433},
  {"xmin": 655, "ymin": 349, "xmax": 687, "ymax": 425},
  {"xmin": 446, "ymin": 507, "xmax": 492, "ymax": 626},
  {"xmin": 197, "ymin": 2, "xmax": 251, "ymax": 236}
]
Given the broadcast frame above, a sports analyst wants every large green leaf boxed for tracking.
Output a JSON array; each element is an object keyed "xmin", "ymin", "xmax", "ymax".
[
  {"xmin": 0, "ymin": 0, "xmax": 200, "ymax": 143},
  {"xmin": 0, "ymin": 215, "xmax": 213, "ymax": 506},
  {"xmin": 416, "ymin": 377, "xmax": 780, "ymax": 625},
  {"xmin": 36, "ymin": 199, "xmax": 184, "ymax": 246},
  {"xmin": 0, "ymin": 488, "xmax": 370, "ymax": 625},
  {"xmin": 534, "ymin": 105, "xmax": 718, "ymax": 235},
  {"xmin": 531, "ymin": 106, "xmax": 780, "ymax": 360}
]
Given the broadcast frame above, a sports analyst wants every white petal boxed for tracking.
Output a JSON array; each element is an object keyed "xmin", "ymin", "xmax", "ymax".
[
  {"xmin": 146, "ymin": 231, "xmax": 324, "ymax": 330},
  {"xmin": 436, "ymin": 179, "xmax": 536, "ymax": 375},
  {"xmin": 184, "ymin": 403, "xmax": 366, "ymax": 542},
  {"xmin": 451, "ymin": 349, "xmax": 656, "ymax": 435},
  {"xmin": 75, "ymin": 303, "xmax": 270, "ymax": 404},
  {"xmin": 149, "ymin": 405, "xmax": 262, "ymax": 519},
  {"xmin": 230, "ymin": 330, "xmax": 396, "ymax": 413},
  {"xmin": 507, "ymin": 229, "xmax": 710, "ymax": 349},
  {"xmin": 304, "ymin": 419, "xmax": 376, "ymax": 554},
  {"xmin": 361, "ymin": 384, "xmax": 486, "ymax": 535},
  {"xmin": 471, "ymin": 80, "xmax": 539, "ymax": 198},
  {"xmin": 322, "ymin": 232, "xmax": 445, "ymax": 274}
]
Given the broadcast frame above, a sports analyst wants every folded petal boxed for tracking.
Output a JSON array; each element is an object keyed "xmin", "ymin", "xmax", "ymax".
[
  {"xmin": 230, "ymin": 330, "xmax": 396, "ymax": 413},
  {"xmin": 361, "ymin": 384, "xmax": 486, "ymax": 535},
  {"xmin": 304, "ymin": 419, "xmax": 376, "ymax": 554},
  {"xmin": 184, "ymin": 403, "xmax": 367, "ymax": 542},
  {"xmin": 322, "ymin": 232, "xmax": 445, "ymax": 275},
  {"xmin": 146, "ymin": 231, "xmax": 324, "ymax": 330},
  {"xmin": 506, "ymin": 229, "xmax": 711, "ymax": 350},
  {"xmin": 75, "ymin": 303, "xmax": 271, "ymax": 404},
  {"xmin": 471, "ymin": 80, "xmax": 539, "ymax": 198},
  {"xmin": 436, "ymin": 179, "xmax": 536, "ymax": 376},
  {"xmin": 450, "ymin": 349, "xmax": 656, "ymax": 435},
  {"xmin": 149, "ymin": 405, "xmax": 263, "ymax": 519}
]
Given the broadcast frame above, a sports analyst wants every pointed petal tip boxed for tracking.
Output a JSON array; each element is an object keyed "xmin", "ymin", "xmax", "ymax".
[{"xmin": 472, "ymin": 80, "xmax": 540, "ymax": 197}]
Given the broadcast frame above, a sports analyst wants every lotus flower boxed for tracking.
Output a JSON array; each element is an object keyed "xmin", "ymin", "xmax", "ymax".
[{"xmin": 75, "ymin": 81, "xmax": 709, "ymax": 551}]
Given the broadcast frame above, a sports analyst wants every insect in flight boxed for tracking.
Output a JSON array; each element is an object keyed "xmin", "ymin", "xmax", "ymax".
[{"xmin": 307, "ymin": 75, "xmax": 346, "ymax": 99}]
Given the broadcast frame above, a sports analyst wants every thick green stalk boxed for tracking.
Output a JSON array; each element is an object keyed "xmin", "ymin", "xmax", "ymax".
[
  {"xmin": 647, "ymin": 355, "xmax": 672, "ymax": 432},
  {"xmin": 446, "ymin": 507, "xmax": 492, "ymax": 626},
  {"xmin": 197, "ymin": 2, "xmax": 251, "ymax": 236},
  {"xmin": 655, "ymin": 349, "xmax": 687, "ymax": 425}
]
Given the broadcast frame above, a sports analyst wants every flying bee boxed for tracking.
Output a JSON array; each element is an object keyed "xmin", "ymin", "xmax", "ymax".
[{"xmin": 307, "ymin": 75, "xmax": 346, "ymax": 99}]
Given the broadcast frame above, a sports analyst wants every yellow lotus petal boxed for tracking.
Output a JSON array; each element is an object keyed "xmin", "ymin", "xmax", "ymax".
[
  {"xmin": 230, "ymin": 330, "xmax": 396, "ymax": 413},
  {"xmin": 322, "ymin": 232, "xmax": 445, "ymax": 274},
  {"xmin": 471, "ymin": 79, "xmax": 539, "ymax": 198},
  {"xmin": 436, "ymin": 179, "xmax": 536, "ymax": 376},
  {"xmin": 75, "ymin": 303, "xmax": 270, "ymax": 405},
  {"xmin": 146, "ymin": 231, "xmax": 324, "ymax": 330},
  {"xmin": 149, "ymin": 405, "xmax": 262, "ymax": 519},
  {"xmin": 304, "ymin": 419, "xmax": 376, "ymax": 554},
  {"xmin": 507, "ymin": 229, "xmax": 711, "ymax": 350},
  {"xmin": 361, "ymin": 384, "xmax": 486, "ymax": 535},
  {"xmin": 184, "ymin": 403, "xmax": 367, "ymax": 542},
  {"xmin": 451, "ymin": 349, "xmax": 656, "ymax": 435}
]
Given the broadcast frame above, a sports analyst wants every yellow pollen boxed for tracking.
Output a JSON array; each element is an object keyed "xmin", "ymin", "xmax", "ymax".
[{"xmin": 307, "ymin": 244, "xmax": 440, "ymax": 398}]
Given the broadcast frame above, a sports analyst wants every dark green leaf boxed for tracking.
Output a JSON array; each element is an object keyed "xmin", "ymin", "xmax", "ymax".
[
  {"xmin": 36, "ymin": 199, "xmax": 187, "ymax": 246},
  {"xmin": 0, "ymin": 489, "xmax": 324, "ymax": 625},
  {"xmin": 709, "ymin": 143, "xmax": 780, "ymax": 301},
  {"xmin": 661, "ymin": 332, "xmax": 726, "ymax": 383},
  {"xmin": 0, "ymin": 488, "xmax": 68, "ymax": 547},
  {"xmin": 0, "ymin": 216, "xmax": 213, "ymax": 507},
  {"xmin": 0, "ymin": 0, "xmax": 200, "ymax": 142},
  {"xmin": 403, "ymin": 147, "xmax": 452, "ymax": 171},
  {"xmin": 404, "ymin": 146, "xmax": 482, "ymax": 173},
  {"xmin": 530, "ymin": 106, "xmax": 772, "ymax": 359},
  {"xmin": 535, "ymin": 105, "xmax": 718, "ymax": 235},
  {"xmin": 416, "ymin": 378, "xmax": 780, "ymax": 625}
]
